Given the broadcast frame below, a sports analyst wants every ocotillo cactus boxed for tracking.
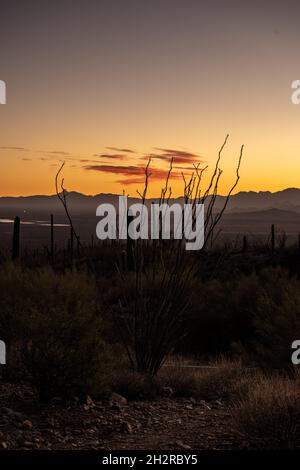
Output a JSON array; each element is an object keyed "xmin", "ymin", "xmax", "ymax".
[{"xmin": 12, "ymin": 216, "xmax": 20, "ymax": 260}]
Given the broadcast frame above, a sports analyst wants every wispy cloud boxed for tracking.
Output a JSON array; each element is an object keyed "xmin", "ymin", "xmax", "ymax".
[
  {"xmin": 46, "ymin": 151, "xmax": 70, "ymax": 155},
  {"xmin": 84, "ymin": 163, "xmax": 182, "ymax": 185},
  {"xmin": 93, "ymin": 153, "xmax": 127, "ymax": 160},
  {"xmin": 106, "ymin": 147, "xmax": 136, "ymax": 154},
  {"xmin": 7, "ymin": 144, "xmax": 202, "ymax": 187},
  {"xmin": 0, "ymin": 146, "xmax": 30, "ymax": 151},
  {"xmin": 85, "ymin": 164, "xmax": 143, "ymax": 175},
  {"xmin": 145, "ymin": 147, "xmax": 204, "ymax": 165}
]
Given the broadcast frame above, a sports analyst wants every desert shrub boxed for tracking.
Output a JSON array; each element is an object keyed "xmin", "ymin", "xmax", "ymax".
[
  {"xmin": 253, "ymin": 267, "xmax": 300, "ymax": 369},
  {"xmin": 0, "ymin": 263, "xmax": 36, "ymax": 378},
  {"xmin": 181, "ymin": 266, "xmax": 300, "ymax": 369},
  {"xmin": 114, "ymin": 265, "xmax": 190, "ymax": 376},
  {"xmin": 22, "ymin": 268, "xmax": 104, "ymax": 401},
  {"xmin": 157, "ymin": 357, "xmax": 245, "ymax": 400},
  {"xmin": 232, "ymin": 373, "xmax": 300, "ymax": 448},
  {"xmin": 0, "ymin": 265, "xmax": 105, "ymax": 401},
  {"xmin": 181, "ymin": 274, "xmax": 259, "ymax": 356},
  {"xmin": 0, "ymin": 263, "xmax": 31, "ymax": 345}
]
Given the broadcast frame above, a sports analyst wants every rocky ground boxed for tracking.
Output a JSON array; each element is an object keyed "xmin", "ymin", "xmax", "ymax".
[{"xmin": 0, "ymin": 382, "xmax": 243, "ymax": 450}]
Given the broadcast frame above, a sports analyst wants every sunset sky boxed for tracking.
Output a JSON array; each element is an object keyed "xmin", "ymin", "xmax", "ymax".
[{"xmin": 1, "ymin": 0, "xmax": 300, "ymax": 197}]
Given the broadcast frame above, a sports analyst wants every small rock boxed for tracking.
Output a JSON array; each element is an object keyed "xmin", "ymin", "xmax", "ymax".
[
  {"xmin": 161, "ymin": 386, "xmax": 174, "ymax": 398},
  {"xmin": 83, "ymin": 395, "xmax": 96, "ymax": 410},
  {"xmin": 125, "ymin": 422, "xmax": 133, "ymax": 434},
  {"xmin": 109, "ymin": 393, "xmax": 127, "ymax": 406},
  {"xmin": 199, "ymin": 400, "xmax": 211, "ymax": 410},
  {"xmin": 23, "ymin": 441, "xmax": 33, "ymax": 448},
  {"xmin": 22, "ymin": 420, "xmax": 33, "ymax": 430},
  {"xmin": 110, "ymin": 403, "xmax": 122, "ymax": 411},
  {"xmin": 85, "ymin": 395, "xmax": 95, "ymax": 409},
  {"xmin": 175, "ymin": 440, "xmax": 191, "ymax": 450}
]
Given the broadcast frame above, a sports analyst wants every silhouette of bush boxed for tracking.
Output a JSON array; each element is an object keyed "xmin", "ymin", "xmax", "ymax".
[
  {"xmin": 0, "ymin": 264, "xmax": 105, "ymax": 401},
  {"xmin": 23, "ymin": 268, "xmax": 104, "ymax": 401},
  {"xmin": 253, "ymin": 267, "xmax": 300, "ymax": 370},
  {"xmin": 0, "ymin": 263, "xmax": 31, "ymax": 345},
  {"xmin": 181, "ymin": 274, "xmax": 259, "ymax": 356}
]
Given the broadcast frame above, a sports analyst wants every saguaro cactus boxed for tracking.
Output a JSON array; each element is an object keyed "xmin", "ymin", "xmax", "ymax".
[
  {"xmin": 242, "ymin": 235, "xmax": 248, "ymax": 252},
  {"xmin": 70, "ymin": 227, "xmax": 74, "ymax": 261},
  {"xmin": 271, "ymin": 223, "xmax": 275, "ymax": 254},
  {"xmin": 127, "ymin": 212, "xmax": 135, "ymax": 270},
  {"xmin": 50, "ymin": 214, "xmax": 54, "ymax": 264},
  {"xmin": 12, "ymin": 216, "xmax": 20, "ymax": 260}
]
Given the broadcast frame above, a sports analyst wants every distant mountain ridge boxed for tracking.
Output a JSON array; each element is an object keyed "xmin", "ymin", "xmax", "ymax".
[
  {"xmin": 1, "ymin": 189, "xmax": 300, "ymax": 247},
  {"xmin": 1, "ymin": 188, "xmax": 300, "ymax": 214}
]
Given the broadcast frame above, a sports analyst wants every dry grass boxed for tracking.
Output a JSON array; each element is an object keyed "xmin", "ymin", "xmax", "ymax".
[
  {"xmin": 157, "ymin": 357, "xmax": 246, "ymax": 400},
  {"xmin": 108, "ymin": 369, "xmax": 160, "ymax": 400},
  {"xmin": 98, "ymin": 356, "xmax": 247, "ymax": 401},
  {"xmin": 232, "ymin": 373, "xmax": 300, "ymax": 448}
]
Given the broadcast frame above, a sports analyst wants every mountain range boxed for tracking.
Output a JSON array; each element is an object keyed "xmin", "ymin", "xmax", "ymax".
[
  {"xmin": 1, "ymin": 187, "xmax": 300, "ymax": 214},
  {"xmin": 1, "ymin": 188, "xmax": 300, "ymax": 247}
]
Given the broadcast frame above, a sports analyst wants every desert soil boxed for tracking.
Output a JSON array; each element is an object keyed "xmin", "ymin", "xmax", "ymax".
[{"xmin": 0, "ymin": 382, "xmax": 243, "ymax": 450}]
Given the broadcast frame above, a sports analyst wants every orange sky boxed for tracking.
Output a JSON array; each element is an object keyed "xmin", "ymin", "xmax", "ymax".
[{"xmin": 1, "ymin": 1, "xmax": 300, "ymax": 197}]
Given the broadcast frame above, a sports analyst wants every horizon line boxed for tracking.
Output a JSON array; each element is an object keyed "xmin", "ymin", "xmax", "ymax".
[{"xmin": 0, "ymin": 187, "xmax": 300, "ymax": 199}]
